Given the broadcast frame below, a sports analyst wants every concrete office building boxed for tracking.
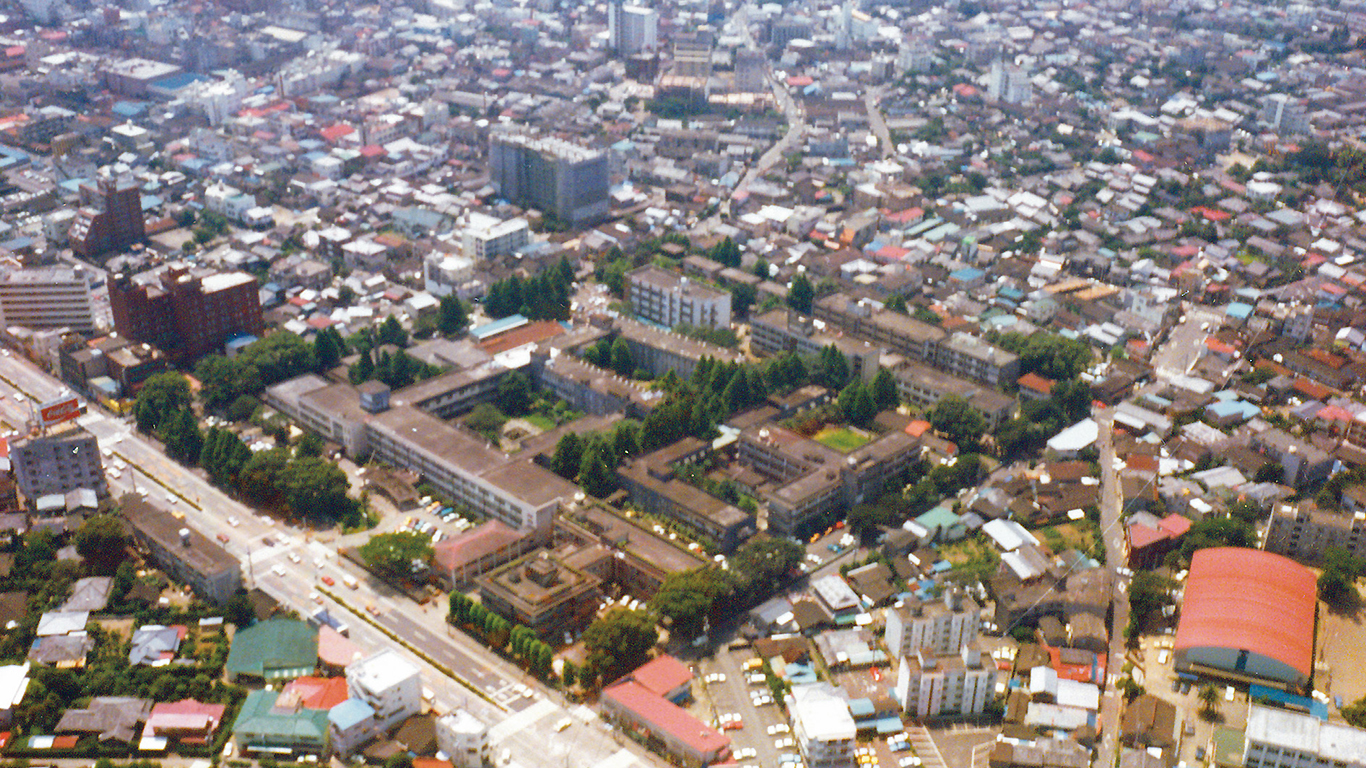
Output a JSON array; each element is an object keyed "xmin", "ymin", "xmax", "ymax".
[
  {"xmin": 12, "ymin": 423, "xmax": 106, "ymax": 501},
  {"xmin": 436, "ymin": 711, "xmax": 490, "ymax": 768},
  {"xmin": 489, "ymin": 132, "xmax": 610, "ymax": 226},
  {"xmin": 1244, "ymin": 704, "xmax": 1366, "ymax": 768},
  {"xmin": 885, "ymin": 591, "xmax": 981, "ymax": 659},
  {"xmin": 346, "ymin": 650, "xmax": 421, "ymax": 732},
  {"xmin": 893, "ymin": 645, "xmax": 997, "ymax": 718},
  {"xmin": 121, "ymin": 494, "xmax": 241, "ymax": 605},
  {"xmin": 71, "ymin": 177, "xmax": 146, "ymax": 258},
  {"xmin": 789, "ymin": 686, "xmax": 856, "ymax": 768},
  {"xmin": 1265, "ymin": 501, "xmax": 1366, "ymax": 563},
  {"xmin": 461, "ymin": 213, "xmax": 530, "ymax": 261},
  {"xmin": 609, "ymin": 1, "xmax": 658, "ymax": 56},
  {"xmin": 625, "ymin": 266, "xmax": 732, "ymax": 330},
  {"xmin": 0, "ymin": 267, "xmax": 96, "ymax": 333},
  {"xmin": 734, "ymin": 49, "xmax": 766, "ymax": 92},
  {"xmin": 477, "ymin": 550, "xmax": 602, "ymax": 637},
  {"xmin": 108, "ymin": 264, "xmax": 263, "ymax": 364}
]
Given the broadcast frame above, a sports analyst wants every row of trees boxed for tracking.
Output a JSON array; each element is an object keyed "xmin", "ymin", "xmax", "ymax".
[
  {"xmin": 837, "ymin": 371, "xmax": 899, "ymax": 428},
  {"xmin": 447, "ymin": 593, "xmax": 554, "ymax": 677},
  {"xmin": 194, "ymin": 332, "xmax": 323, "ymax": 412},
  {"xmin": 647, "ymin": 538, "xmax": 804, "ymax": 641},
  {"xmin": 483, "ymin": 258, "xmax": 574, "ymax": 320}
]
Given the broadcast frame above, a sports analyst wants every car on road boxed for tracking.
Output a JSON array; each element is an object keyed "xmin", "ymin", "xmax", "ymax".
[
  {"xmin": 747, "ymin": 673, "xmax": 766, "ymax": 684},
  {"xmin": 366, "ymin": 603, "xmax": 381, "ymax": 616},
  {"xmin": 767, "ymin": 724, "xmax": 790, "ymax": 735},
  {"xmin": 774, "ymin": 738, "xmax": 795, "ymax": 749},
  {"xmin": 555, "ymin": 718, "xmax": 572, "ymax": 732},
  {"xmin": 227, "ymin": 516, "xmax": 239, "ymax": 527},
  {"xmin": 751, "ymin": 693, "xmax": 774, "ymax": 705},
  {"xmin": 871, "ymin": 667, "xmax": 882, "ymax": 681},
  {"xmin": 310, "ymin": 592, "xmax": 323, "ymax": 604},
  {"xmin": 217, "ymin": 533, "xmax": 230, "ymax": 544},
  {"xmin": 271, "ymin": 565, "xmax": 286, "ymax": 577},
  {"xmin": 288, "ymin": 553, "xmax": 302, "ymax": 564},
  {"xmin": 321, "ymin": 576, "xmax": 335, "ymax": 586}
]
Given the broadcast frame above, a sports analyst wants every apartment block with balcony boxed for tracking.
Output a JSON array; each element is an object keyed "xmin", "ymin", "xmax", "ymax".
[
  {"xmin": 885, "ymin": 591, "xmax": 982, "ymax": 660},
  {"xmin": 893, "ymin": 645, "xmax": 997, "ymax": 719},
  {"xmin": 625, "ymin": 266, "xmax": 732, "ymax": 331}
]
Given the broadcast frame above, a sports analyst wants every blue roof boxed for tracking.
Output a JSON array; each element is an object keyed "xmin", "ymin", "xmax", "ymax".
[
  {"xmin": 875, "ymin": 716, "xmax": 904, "ymax": 734},
  {"xmin": 1249, "ymin": 684, "xmax": 1328, "ymax": 720},
  {"xmin": 328, "ymin": 698, "xmax": 375, "ymax": 730},
  {"xmin": 848, "ymin": 698, "xmax": 875, "ymax": 717},
  {"xmin": 1206, "ymin": 399, "xmax": 1258, "ymax": 421},
  {"xmin": 112, "ymin": 101, "xmax": 148, "ymax": 118},
  {"xmin": 141, "ymin": 194, "xmax": 162, "ymax": 211},
  {"xmin": 470, "ymin": 314, "xmax": 528, "ymax": 340},
  {"xmin": 1224, "ymin": 302, "xmax": 1254, "ymax": 320},
  {"xmin": 951, "ymin": 268, "xmax": 985, "ymax": 282},
  {"xmin": 151, "ymin": 72, "xmax": 215, "ymax": 92}
]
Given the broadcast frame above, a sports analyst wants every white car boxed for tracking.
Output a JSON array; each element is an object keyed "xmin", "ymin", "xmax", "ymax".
[
  {"xmin": 288, "ymin": 553, "xmax": 302, "ymax": 564},
  {"xmin": 747, "ymin": 673, "xmax": 766, "ymax": 684},
  {"xmin": 774, "ymin": 738, "xmax": 795, "ymax": 749},
  {"xmin": 752, "ymin": 694, "xmax": 774, "ymax": 705},
  {"xmin": 227, "ymin": 516, "xmax": 240, "ymax": 527},
  {"xmin": 734, "ymin": 748, "xmax": 758, "ymax": 759},
  {"xmin": 555, "ymin": 718, "xmax": 572, "ymax": 732},
  {"xmin": 705, "ymin": 673, "xmax": 727, "ymax": 683},
  {"xmin": 767, "ymin": 724, "xmax": 791, "ymax": 735},
  {"xmin": 271, "ymin": 565, "xmax": 287, "ymax": 577}
]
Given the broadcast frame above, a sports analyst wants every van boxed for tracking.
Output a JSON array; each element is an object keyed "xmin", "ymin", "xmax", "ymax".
[
  {"xmin": 1157, "ymin": 650, "xmax": 1169, "ymax": 665},
  {"xmin": 342, "ymin": 574, "xmax": 359, "ymax": 589}
]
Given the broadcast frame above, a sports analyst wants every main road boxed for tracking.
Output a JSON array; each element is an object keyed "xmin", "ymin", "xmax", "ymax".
[
  {"xmin": 0, "ymin": 353, "xmax": 663, "ymax": 768},
  {"xmin": 1092, "ymin": 408, "xmax": 1130, "ymax": 768}
]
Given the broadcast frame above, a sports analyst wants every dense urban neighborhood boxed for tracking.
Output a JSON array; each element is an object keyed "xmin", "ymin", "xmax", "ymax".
[{"xmin": 0, "ymin": 0, "xmax": 1365, "ymax": 767}]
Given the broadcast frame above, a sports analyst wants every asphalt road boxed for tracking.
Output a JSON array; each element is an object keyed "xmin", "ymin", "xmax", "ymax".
[
  {"xmin": 1150, "ymin": 303, "xmax": 1221, "ymax": 381},
  {"xmin": 1091, "ymin": 408, "xmax": 1130, "ymax": 768},
  {"xmin": 0, "ymin": 353, "xmax": 665, "ymax": 768}
]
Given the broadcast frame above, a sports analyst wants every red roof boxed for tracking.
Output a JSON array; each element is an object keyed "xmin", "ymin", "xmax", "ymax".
[
  {"xmin": 1157, "ymin": 514, "xmax": 1191, "ymax": 537},
  {"xmin": 320, "ymin": 124, "xmax": 354, "ymax": 143},
  {"xmin": 1017, "ymin": 372, "xmax": 1055, "ymax": 395},
  {"xmin": 603, "ymin": 681, "xmax": 729, "ymax": 759},
  {"xmin": 280, "ymin": 676, "xmax": 351, "ymax": 710},
  {"xmin": 433, "ymin": 520, "xmax": 524, "ymax": 572},
  {"xmin": 317, "ymin": 625, "xmax": 364, "ymax": 668},
  {"xmin": 626, "ymin": 655, "xmax": 692, "ymax": 698},
  {"xmin": 952, "ymin": 83, "xmax": 978, "ymax": 97},
  {"xmin": 1127, "ymin": 523, "xmax": 1169, "ymax": 551},
  {"xmin": 1174, "ymin": 548, "xmax": 1316, "ymax": 682},
  {"xmin": 904, "ymin": 420, "xmax": 931, "ymax": 438}
]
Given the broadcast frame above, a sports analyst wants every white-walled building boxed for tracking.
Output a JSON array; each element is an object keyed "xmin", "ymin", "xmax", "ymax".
[
  {"xmin": 893, "ymin": 646, "xmax": 997, "ymax": 719},
  {"xmin": 424, "ymin": 252, "xmax": 477, "ymax": 298},
  {"xmin": 346, "ymin": 650, "xmax": 422, "ymax": 733},
  {"xmin": 436, "ymin": 710, "xmax": 490, "ymax": 768},
  {"xmin": 625, "ymin": 265, "xmax": 732, "ymax": 330},
  {"xmin": 461, "ymin": 213, "xmax": 530, "ymax": 261},
  {"xmin": 1244, "ymin": 704, "xmax": 1366, "ymax": 768},
  {"xmin": 884, "ymin": 592, "xmax": 981, "ymax": 659},
  {"xmin": 788, "ymin": 686, "xmax": 856, "ymax": 768},
  {"xmin": 0, "ymin": 266, "xmax": 96, "ymax": 333}
]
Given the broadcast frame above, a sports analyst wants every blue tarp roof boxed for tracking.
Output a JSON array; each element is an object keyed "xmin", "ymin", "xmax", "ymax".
[
  {"xmin": 471, "ymin": 314, "xmax": 528, "ymax": 340},
  {"xmin": 1249, "ymin": 685, "xmax": 1327, "ymax": 720}
]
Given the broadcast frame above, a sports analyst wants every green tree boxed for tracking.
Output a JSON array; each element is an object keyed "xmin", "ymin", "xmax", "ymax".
[
  {"xmin": 552, "ymin": 433, "xmax": 584, "ymax": 480},
  {"xmin": 227, "ymin": 394, "xmax": 261, "ymax": 423},
  {"xmin": 236, "ymin": 331, "xmax": 316, "ymax": 386},
  {"xmin": 930, "ymin": 395, "xmax": 987, "ymax": 450},
  {"xmin": 296, "ymin": 432, "xmax": 324, "ymax": 458},
  {"xmin": 438, "ymin": 294, "xmax": 469, "ymax": 336},
  {"xmin": 610, "ymin": 338, "xmax": 635, "ymax": 377},
  {"xmin": 497, "ymin": 371, "xmax": 532, "ymax": 417},
  {"xmin": 359, "ymin": 532, "xmax": 434, "ymax": 578},
  {"xmin": 195, "ymin": 355, "xmax": 252, "ymax": 410},
  {"xmin": 818, "ymin": 345, "xmax": 850, "ymax": 390},
  {"xmin": 788, "ymin": 272, "xmax": 814, "ymax": 314},
  {"xmin": 709, "ymin": 236, "xmax": 741, "ymax": 267},
  {"xmin": 74, "ymin": 515, "xmax": 128, "ymax": 576},
  {"xmin": 378, "ymin": 315, "xmax": 409, "ymax": 347},
  {"xmin": 313, "ymin": 326, "xmax": 346, "ymax": 371},
  {"xmin": 238, "ymin": 448, "xmax": 291, "ymax": 504},
  {"xmin": 279, "ymin": 457, "xmax": 354, "ymax": 520},
  {"xmin": 579, "ymin": 445, "xmax": 617, "ymax": 498},
  {"xmin": 163, "ymin": 407, "xmax": 203, "ymax": 464},
  {"xmin": 582, "ymin": 608, "xmax": 658, "ymax": 684},
  {"xmin": 1197, "ymin": 683, "xmax": 1220, "ymax": 719},
  {"xmin": 135, "ymin": 372, "xmax": 192, "ymax": 434},
  {"xmin": 561, "ymin": 660, "xmax": 578, "ymax": 687},
  {"xmin": 1318, "ymin": 546, "xmax": 1364, "ymax": 608},
  {"xmin": 466, "ymin": 403, "xmax": 507, "ymax": 441},
  {"xmin": 1343, "ymin": 694, "xmax": 1366, "ymax": 729},
  {"xmin": 730, "ymin": 538, "xmax": 803, "ymax": 604},
  {"xmin": 648, "ymin": 569, "xmax": 735, "ymax": 638},
  {"xmin": 731, "ymin": 282, "xmax": 756, "ymax": 317},
  {"xmin": 384, "ymin": 753, "xmax": 414, "ymax": 768},
  {"xmin": 871, "ymin": 368, "xmax": 899, "ymax": 412}
]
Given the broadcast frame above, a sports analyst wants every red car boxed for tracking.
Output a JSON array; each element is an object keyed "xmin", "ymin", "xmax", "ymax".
[
  {"xmin": 871, "ymin": 667, "xmax": 882, "ymax": 681},
  {"xmin": 722, "ymin": 719, "xmax": 744, "ymax": 731},
  {"xmin": 321, "ymin": 576, "xmax": 335, "ymax": 586},
  {"xmin": 216, "ymin": 533, "xmax": 230, "ymax": 544}
]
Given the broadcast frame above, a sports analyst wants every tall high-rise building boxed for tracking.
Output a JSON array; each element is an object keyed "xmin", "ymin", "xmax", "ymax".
[
  {"xmin": 672, "ymin": 31, "xmax": 713, "ymax": 79},
  {"xmin": 609, "ymin": 1, "xmax": 658, "ymax": 56},
  {"xmin": 488, "ymin": 132, "xmax": 610, "ymax": 227},
  {"xmin": 108, "ymin": 264, "xmax": 264, "ymax": 364},
  {"xmin": 734, "ymin": 49, "xmax": 766, "ymax": 93},
  {"xmin": 987, "ymin": 59, "xmax": 1032, "ymax": 104},
  {"xmin": 69, "ymin": 177, "xmax": 145, "ymax": 258},
  {"xmin": 0, "ymin": 266, "xmax": 96, "ymax": 333}
]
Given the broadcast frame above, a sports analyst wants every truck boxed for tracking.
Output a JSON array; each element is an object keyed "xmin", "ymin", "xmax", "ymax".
[{"xmin": 308, "ymin": 608, "xmax": 350, "ymax": 637}]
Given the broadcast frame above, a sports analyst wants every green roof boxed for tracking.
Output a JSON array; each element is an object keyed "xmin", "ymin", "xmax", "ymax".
[
  {"xmin": 225, "ymin": 619, "xmax": 318, "ymax": 680},
  {"xmin": 1211, "ymin": 726, "xmax": 1246, "ymax": 768},
  {"xmin": 232, "ymin": 690, "xmax": 329, "ymax": 750}
]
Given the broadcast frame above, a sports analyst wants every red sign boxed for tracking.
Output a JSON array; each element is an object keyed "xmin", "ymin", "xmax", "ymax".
[{"xmin": 39, "ymin": 396, "xmax": 81, "ymax": 426}]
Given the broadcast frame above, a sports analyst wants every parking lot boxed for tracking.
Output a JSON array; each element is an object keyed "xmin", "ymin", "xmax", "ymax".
[{"xmin": 693, "ymin": 645, "xmax": 793, "ymax": 767}]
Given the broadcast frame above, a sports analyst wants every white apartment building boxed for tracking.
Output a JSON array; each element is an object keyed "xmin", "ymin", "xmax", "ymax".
[
  {"xmin": 346, "ymin": 650, "xmax": 422, "ymax": 733},
  {"xmin": 893, "ymin": 646, "xmax": 997, "ymax": 719},
  {"xmin": 461, "ymin": 213, "xmax": 530, "ymax": 261},
  {"xmin": 934, "ymin": 332, "xmax": 1019, "ymax": 386},
  {"xmin": 625, "ymin": 266, "xmax": 732, "ymax": 330},
  {"xmin": 885, "ymin": 592, "xmax": 981, "ymax": 659},
  {"xmin": 609, "ymin": 3, "xmax": 658, "ymax": 55},
  {"xmin": 436, "ymin": 711, "xmax": 490, "ymax": 768},
  {"xmin": 1259, "ymin": 94, "xmax": 1312, "ymax": 136},
  {"xmin": 424, "ymin": 252, "xmax": 477, "ymax": 298},
  {"xmin": 788, "ymin": 686, "xmax": 856, "ymax": 768},
  {"xmin": 0, "ymin": 266, "xmax": 96, "ymax": 333},
  {"xmin": 1244, "ymin": 704, "xmax": 1366, "ymax": 768},
  {"xmin": 988, "ymin": 59, "xmax": 1032, "ymax": 104}
]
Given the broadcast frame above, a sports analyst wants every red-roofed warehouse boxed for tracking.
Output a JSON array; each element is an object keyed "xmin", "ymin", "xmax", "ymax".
[
  {"xmin": 602, "ymin": 680, "xmax": 729, "ymax": 768},
  {"xmin": 1174, "ymin": 548, "xmax": 1316, "ymax": 690}
]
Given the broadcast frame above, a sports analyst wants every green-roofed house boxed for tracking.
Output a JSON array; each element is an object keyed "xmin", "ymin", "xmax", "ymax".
[
  {"xmin": 225, "ymin": 619, "xmax": 318, "ymax": 682},
  {"xmin": 914, "ymin": 505, "xmax": 966, "ymax": 543},
  {"xmin": 232, "ymin": 689, "xmax": 330, "ymax": 758}
]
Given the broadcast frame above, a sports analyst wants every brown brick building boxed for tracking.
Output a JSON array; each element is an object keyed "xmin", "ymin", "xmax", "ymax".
[
  {"xmin": 70, "ymin": 178, "xmax": 145, "ymax": 258},
  {"xmin": 108, "ymin": 265, "xmax": 264, "ymax": 363}
]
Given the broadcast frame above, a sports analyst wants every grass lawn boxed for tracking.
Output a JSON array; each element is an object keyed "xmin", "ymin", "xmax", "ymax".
[
  {"xmin": 1035, "ymin": 520, "xmax": 1099, "ymax": 553},
  {"xmin": 524, "ymin": 413, "xmax": 557, "ymax": 431},
  {"xmin": 814, "ymin": 426, "xmax": 871, "ymax": 453}
]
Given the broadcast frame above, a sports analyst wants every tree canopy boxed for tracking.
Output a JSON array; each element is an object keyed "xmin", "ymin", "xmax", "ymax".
[
  {"xmin": 647, "ymin": 568, "xmax": 735, "ymax": 638},
  {"xmin": 359, "ymin": 532, "xmax": 434, "ymax": 578},
  {"xmin": 930, "ymin": 395, "xmax": 987, "ymax": 450},
  {"xmin": 582, "ymin": 608, "xmax": 658, "ymax": 686},
  {"xmin": 135, "ymin": 372, "xmax": 192, "ymax": 434},
  {"xmin": 74, "ymin": 515, "xmax": 128, "ymax": 576}
]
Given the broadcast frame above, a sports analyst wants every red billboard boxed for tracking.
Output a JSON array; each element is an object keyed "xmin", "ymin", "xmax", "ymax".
[{"xmin": 39, "ymin": 396, "xmax": 81, "ymax": 427}]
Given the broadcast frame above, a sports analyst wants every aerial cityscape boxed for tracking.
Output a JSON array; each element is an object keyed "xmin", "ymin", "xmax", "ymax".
[{"xmin": 0, "ymin": 0, "xmax": 1360, "ymax": 767}]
